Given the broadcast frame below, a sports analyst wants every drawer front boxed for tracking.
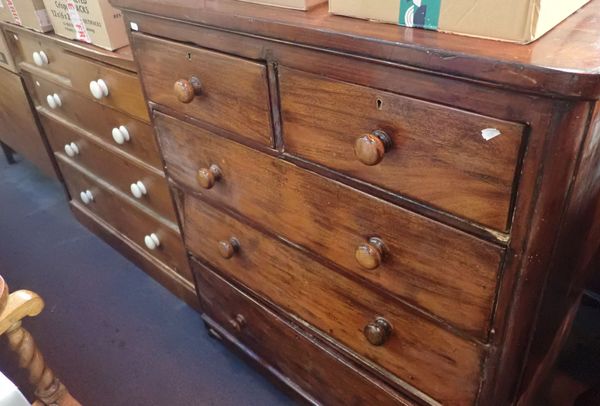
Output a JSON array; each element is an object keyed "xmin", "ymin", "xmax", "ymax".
[
  {"xmin": 132, "ymin": 33, "xmax": 272, "ymax": 146},
  {"xmin": 279, "ymin": 67, "xmax": 525, "ymax": 231},
  {"xmin": 67, "ymin": 54, "xmax": 149, "ymax": 122},
  {"xmin": 41, "ymin": 114, "xmax": 176, "ymax": 223},
  {"xmin": 186, "ymin": 197, "xmax": 483, "ymax": 404},
  {"xmin": 57, "ymin": 156, "xmax": 192, "ymax": 282},
  {"xmin": 194, "ymin": 262, "xmax": 416, "ymax": 406},
  {"xmin": 0, "ymin": 68, "xmax": 55, "ymax": 178},
  {"xmin": 5, "ymin": 28, "xmax": 71, "ymax": 78},
  {"xmin": 0, "ymin": 30, "xmax": 16, "ymax": 72},
  {"xmin": 25, "ymin": 73, "xmax": 162, "ymax": 169},
  {"xmin": 155, "ymin": 112, "xmax": 503, "ymax": 339}
]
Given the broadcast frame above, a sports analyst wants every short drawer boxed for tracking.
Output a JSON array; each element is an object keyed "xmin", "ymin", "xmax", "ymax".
[
  {"xmin": 41, "ymin": 114, "xmax": 176, "ymax": 223},
  {"xmin": 132, "ymin": 33, "xmax": 272, "ymax": 146},
  {"xmin": 155, "ymin": 112, "xmax": 504, "ymax": 339},
  {"xmin": 67, "ymin": 53, "xmax": 149, "ymax": 122},
  {"xmin": 193, "ymin": 261, "xmax": 416, "ymax": 406},
  {"xmin": 4, "ymin": 28, "xmax": 71, "ymax": 78},
  {"xmin": 279, "ymin": 67, "xmax": 526, "ymax": 231},
  {"xmin": 25, "ymin": 73, "xmax": 162, "ymax": 169},
  {"xmin": 57, "ymin": 156, "xmax": 192, "ymax": 282},
  {"xmin": 186, "ymin": 197, "xmax": 484, "ymax": 404}
]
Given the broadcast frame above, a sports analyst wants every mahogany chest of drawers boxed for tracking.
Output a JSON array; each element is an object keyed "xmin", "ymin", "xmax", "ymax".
[
  {"xmin": 121, "ymin": 0, "xmax": 599, "ymax": 404},
  {"xmin": 0, "ymin": 22, "xmax": 195, "ymax": 307}
]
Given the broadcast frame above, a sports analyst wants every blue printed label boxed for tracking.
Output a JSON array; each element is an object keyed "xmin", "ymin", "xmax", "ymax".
[{"xmin": 399, "ymin": 0, "xmax": 441, "ymax": 30}]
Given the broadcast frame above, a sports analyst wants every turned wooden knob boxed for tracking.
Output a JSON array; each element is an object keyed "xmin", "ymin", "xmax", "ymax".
[
  {"xmin": 197, "ymin": 164, "xmax": 222, "ymax": 189},
  {"xmin": 218, "ymin": 237, "xmax": 239, "ymax": 259},
  {"xmin": 355, "ymin": 237, "xmax": 387, "ymax": 270},
  {"xmin": 364, "ymin": 317, "xmax": 392, "ymax": 346},
  {"xmin": 354, "ymin": 130, "xmax": 392, "ymax": 166},
  {"xmin": 229, "ymin": 314, "xmax": 246, "ymax": 332},
  {"xmin": 174, "ymin": 76, "xmax": 202, "ymax": 103}
]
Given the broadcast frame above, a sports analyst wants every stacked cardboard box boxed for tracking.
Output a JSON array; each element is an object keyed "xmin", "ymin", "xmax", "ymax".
[
  {"xmin": 329, "ymin": 0, "xmax": 592, "ymax": 43},
  {"xmin": 0, "ymin": 0, "xmax": 52, "ymax": 33}
]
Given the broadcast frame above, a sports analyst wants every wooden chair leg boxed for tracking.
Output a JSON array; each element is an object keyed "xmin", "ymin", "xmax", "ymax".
[
  {"xmin": 5, "ymin": 321, "xmax": 79, "ymax": 406},
  {"xmin": 1, "ymin": 142, "xmax": 16, "ymax": 164}
]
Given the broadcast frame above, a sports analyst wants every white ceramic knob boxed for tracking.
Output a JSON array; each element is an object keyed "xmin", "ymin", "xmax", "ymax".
[
  {"xmin": 111, "ymin": 126, "xmax": 130, "ymax": 144},
  {"xmin": 89, "ymin": 79, "xmax": 109, "ymax": 99},
  {"xmin": 130, "ymin": 181, "xmax": 147, "ymax": 199},
  {"xmin": 79, "ymin": 190, "xmax": 94, "ymax": 205},
  {"xmin": 47, "ymin": 93, "xmax": 61, "ymax": 109},
  {"xmin": 32, "ymin": 50, "xmax": 48, "ymax": 66},
  {"xmin": 46, "ymin": 94, "xmax": 57, "ymax": 109},
  {"xmin": 144, "ymin": 233, "xmax": 160, "ymax": 250},
  {"xmin": 64, "ymin": 142, "xmax": 79, "ymax": 157}
]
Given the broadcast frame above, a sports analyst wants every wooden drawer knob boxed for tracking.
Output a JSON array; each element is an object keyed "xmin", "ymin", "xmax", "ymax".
[
  {"xmin": 355, "ymin": 237, "xmax": 387, "ymax": 270},
  {"xmin": 354, "ymin": 130, "xmax": 392, "ymax": 166},
  {"xmin": 364, "ymin": 317, "xmax": 392, "ymax": 346},
  {"xmin": 174, "ymin": 76, "xmax": 202, "ymax": 103},
  {"xmin": 111, "ymin": 126, "xmax": 130, "ymax": 144},
  {"xmin": 197, "ymin": 164, "xmax": 221, "ymax": 189},
  {"xmin": 218, "ymin": 237, "xmax": 240, "ymax": 259}
]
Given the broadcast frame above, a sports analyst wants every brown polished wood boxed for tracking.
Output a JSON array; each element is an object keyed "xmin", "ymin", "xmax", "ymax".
[
  {"xmin": 156, "ymin": 112, "xmax": 503, "ymax": 339},
  {"xmin": 114, "ymin": 0, "xmax": 600, "ymax": 404},
  {"xmin": 25, "ymin": 73, "xmax": 163, "ymax": 170},
  {"xmin": 194, "ymin": 262, "xmax": 418, "ymax": 406},
  {"xmin": 0, "ymin": 66, "xmax": 55, "ymax": 178},
  {"xmin": 184, "ymin": 196, "xmax": 484, "ymax": 403},
  {"xmin": 40, "ymin": 113, "xmax": 177, "ymax": 223},
  {"xmin": 131, "ymin": 33, "xmax": 273, "ymax": 146},
  {"xmin": 57, "ymin": 156, "xmax": 192, "ymax": 283},
  {"xmin": 279, "ymin": 67, "xmax": 525, "ymax": 231}
]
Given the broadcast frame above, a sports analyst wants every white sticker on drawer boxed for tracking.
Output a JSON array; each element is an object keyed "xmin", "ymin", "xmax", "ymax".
[
  {"xmin": 481, "ymin": 128, "xmax": 502, "ymax": 141},
  {"xmin": 65, "ymin": 0, "xmax": 91, "ymax": 43},
  {"xmin": 5, "ymin": 0, "xmax": 22, "ymax": 26}
]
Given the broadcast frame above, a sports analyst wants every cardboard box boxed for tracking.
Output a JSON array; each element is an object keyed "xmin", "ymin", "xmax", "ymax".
[
  {"xmin": 42, "ymin": 0, "xmax": 129, "ymax": 50},
  {"xmin": 0, "ymin": 0, "xmax": 53, "ymax": 33},
  {"xmin": 329, "ymin": 0, "xmax": 591, "ymax": 44},
  {"xmin": 237, "ymin": 0, "xmax": 326, "ymax": 10}
]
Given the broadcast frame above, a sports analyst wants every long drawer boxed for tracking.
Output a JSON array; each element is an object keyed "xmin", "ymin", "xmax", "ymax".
[
  {"xmin": 186, "ymin": 196, "xmax": 484, "ymax": 404},
  {"xmin": 57, "ymin": 156, "xmax": 192, "ymax": 282},
  {"xmin": 40, "ymin": 113, "xmax": 176, "ymax": 223},
  {"xmin": 24, "ymin": 73, "xmax": 163, "ymax": 169},
  {"xmin": 279, "ymin": 67, "xmax": 525, "ymax": 231},
  {"xmin": 193, "ymin": 261, "xmax": 416, "ymax": 406},
  {"xmin": 131, "ymin": 33, "xmax": 272, "ymax": 146},
  {"xmin": 155, "ymin": 112, "xmax": 503, "ymax": 339}
]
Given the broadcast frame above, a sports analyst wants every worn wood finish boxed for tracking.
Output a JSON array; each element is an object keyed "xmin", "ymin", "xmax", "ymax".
[
  {"xmin": 186, "ymin": 196, "xmax": 484, "ymax": 404},
  {"xmin": 71, "ymin": 201, "xmax": 199, "ymax": 311},
  {"xmin": 5, "ymin": 27, "xmax": 72, "ymax": 79},
  {"xmin": 118, "ymin": 2, "xmax": 600, "ymax": 404},
  {"xmin": 40, "ymin": 113, "xmax": 176, "ymax": 223},
  {"xmin": 193, "ymin": 262, "xmax": 418, "ymax": 406},
  {"xmin": 156, "ymin": 112, "xmax": 503, "ymax": 339},
  {"xmin": 66, "ymin": 54, "xmax": 149, "ymax": 122},
  {"xmin": 131, "ymin": 33, "xmax": 273, "ymax": 146},
  {"xmin": 24, "ymin": 73, "xmax": 162, "ymax": 170},
  {"xmin": 279, "ymin": 67, "xmax": 526, "ymax": 231},
  {"xmin": 0, "ymin": 67, "xmax": 55, "ymax": 178},
  {"xmin": 2, "ymin": 22, "xmax": 137, "ymax": 73},
  {"xmin": 57, "ymin": 155, "xmax": 192, "ymax": 283},
  {"xmin": 113, "ymin": 0, "xmax": 600, "ymax": 99}
]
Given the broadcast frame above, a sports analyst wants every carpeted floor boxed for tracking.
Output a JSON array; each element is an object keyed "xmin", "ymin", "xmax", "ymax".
[{"xmin": 0, "ymin": 156, "xmax": 292, "ymax": 405}]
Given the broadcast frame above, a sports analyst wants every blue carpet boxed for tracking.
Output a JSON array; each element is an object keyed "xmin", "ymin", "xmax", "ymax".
[{"xmin": 0, "ymin": 156, "xmax": 292, "ymax": 406}]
